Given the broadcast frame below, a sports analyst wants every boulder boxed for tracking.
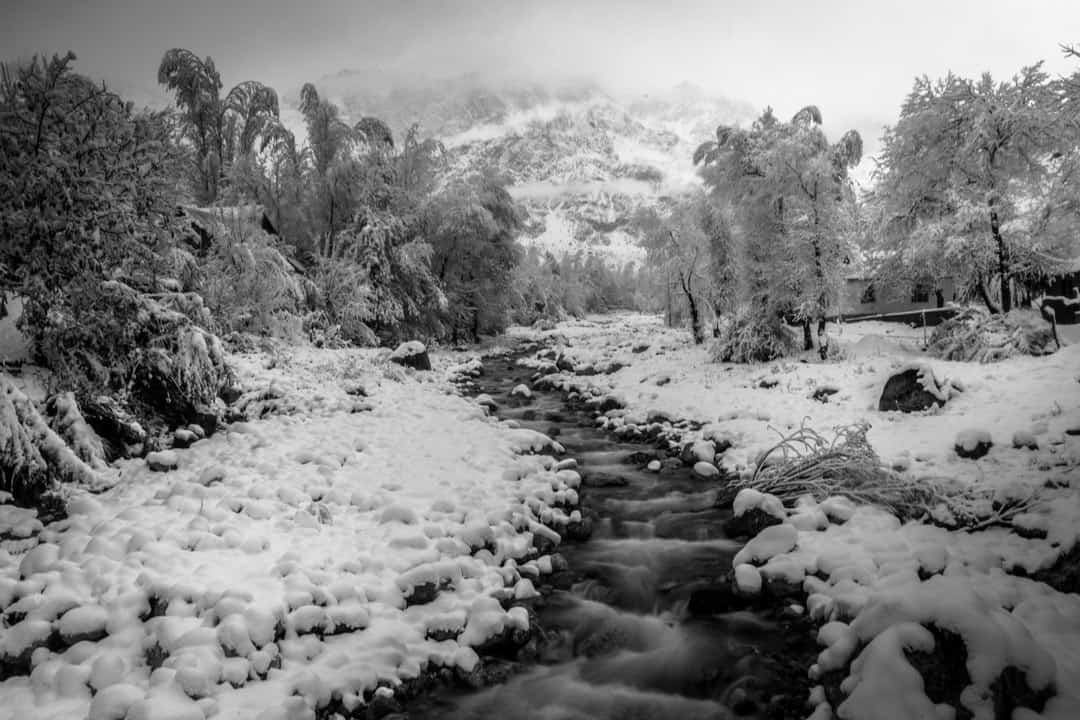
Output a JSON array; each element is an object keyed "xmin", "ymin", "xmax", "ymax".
[
  {"xmin": 1012, "ymin": 430, "xmax": 1039, "ymax": 450},
  {"xmin": 80, "ymin": 395, "xmax": 147, "ymax": 460},
  {"xmin": 146, "ymin": 450, "xmax": 179, "ymax": 472},
  {"xmin": 647, "ymin": 408, "xmax": 674, "ymax": 424},
  {"xmin": 955, "ymin": 429, "xmax": 992, "ymax": 459},
  {"xmin": 682, "ymin": 440, "xmax": 716, "ymax": 466},
  {"xmin": 343, "ymin": 381, "xmax": 367, "ymax": 397},
  {"xmin": 693, "ymin": 461, "xmax": 721, "ymax": 479},
  {"xmin": 595, "ymin": 395, "xmax": 624, "ymax": 412},
  {"xmin": 218, "ymin": 384, "xmax": 243, "ymax": 405},
  {"xmin": 509, "ymin": 384, "xmax": 534, "ymax": 406},
  {"xmin": 811, "ymin": 386, "xmax": 839, "ymax": 403},
  {"xmin": 389, "ymin": 341, "xmax": 431, "ymax": 371},
  {"xmin": 878, "ymin": 366, "xmax": 946, "ymax": 413},
  {"xmin": 188, "ymin": 404, "xmax": 220, "ymax": 437},
  {"xmin": 173, "ymin": 428, "xmax": 198, "ymax": 449},
  {"xmin": 724, "ymin": 507, "xmax": 783, "ymax": 539}
]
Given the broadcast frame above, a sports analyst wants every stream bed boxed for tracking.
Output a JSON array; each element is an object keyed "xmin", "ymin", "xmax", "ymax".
[{"xmin": 410, "ymin": 344, "xmax": 819, "ymax": 720}]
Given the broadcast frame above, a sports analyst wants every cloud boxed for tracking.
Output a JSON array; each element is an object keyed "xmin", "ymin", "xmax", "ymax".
[{"xmin": 5, "ymin": 0, "xmax": 1079, "ymax": 169}]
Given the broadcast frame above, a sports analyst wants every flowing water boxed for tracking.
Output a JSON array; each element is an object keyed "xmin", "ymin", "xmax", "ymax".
[{"xmin": 410, "ymin": 346, "xmax": 817, "ymax": 720}]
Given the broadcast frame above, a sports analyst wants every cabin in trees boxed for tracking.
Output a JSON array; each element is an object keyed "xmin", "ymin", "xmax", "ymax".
[
  {"xmin": 833, "ymin": 276, "xmax": 958, "ymax": 321},
  {"xmin": 177, "ymin": 204, "xmax": 281, "ymax": 257},
  {"xmin": 1026, "ymin": 258, "xmax": 1080, "ymax": 324}
]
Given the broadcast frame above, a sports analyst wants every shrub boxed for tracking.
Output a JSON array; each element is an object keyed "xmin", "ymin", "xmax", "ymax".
[
  {"xmin": 198, "ymin": 223, "xmax": 309, "ymax": 336},
  {"xmin": 25, "ymin": 279, "xmax": 233, "ymax": 433},
  {"xmin": 711, "ymin": 306, "xmax": 797, "ymax": 363},
  {"xmin": 927, "ymin": 307, "xmax": 1058, "ymax": 362}
]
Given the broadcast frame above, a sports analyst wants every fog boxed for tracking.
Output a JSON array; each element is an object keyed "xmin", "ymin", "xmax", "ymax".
[{"xmin": 5, "ymin": 0, "xmax": 1080, "ymax": 165}]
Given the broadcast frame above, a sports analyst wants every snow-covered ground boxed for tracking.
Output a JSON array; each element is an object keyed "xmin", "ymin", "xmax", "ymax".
[
  {"xmin": 511, "ymin": 312, "xmax": 1080, "ymax": 719},
  {"xmin": 0, "ymin": 345, "xmax": 575, "ymax": 720}
]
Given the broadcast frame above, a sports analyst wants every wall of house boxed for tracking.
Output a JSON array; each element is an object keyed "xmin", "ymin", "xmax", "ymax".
[
  {"xmin": 834, "ymin": 278, "xmax": 957, "ymax": 317},
  {"xmin": 0, "ymin": 294, "xmax": 30, "ymax": 363}
]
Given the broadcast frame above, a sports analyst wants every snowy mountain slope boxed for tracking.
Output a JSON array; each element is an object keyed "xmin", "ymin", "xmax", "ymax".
[{"xmin": 287, "ymin": 76, "xmax": 756, "ymax": 266}]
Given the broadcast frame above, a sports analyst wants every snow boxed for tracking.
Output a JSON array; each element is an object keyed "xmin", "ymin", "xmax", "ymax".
[
  {"xmin": 734, "ymin": 563, "xmax": 762, "ymax": 595},
  {"xmin": 145, "ymin": 450, "xmax": 179, "ymax": 472},
  {"xmin": 692, "ymin": 460, "xmax": 719, "ymax": 478},
  {"xmin": 389, "ymin": 340, "xmax": 426, "ymax": 359},
  {"xmin": 0, "ymin": 342, "xmax": 575, "ymax": 719},
  {"xmin": 57, "ymin": 604, "xmax": 108, "ymax": 640},
  {"xmin": 512, "ymin": 312, "xmax": 1080, "ymax": 718},
  {"xmin": 732, "ymin": 523, "xmax": 798, "ymax": 566},
  {"xmin": 732, "ymin": 488, "xmax": 785, "ymax": 519},
  {"xmin": 955, "ymin": 428, "xmax": 992, "ymax": 453}
]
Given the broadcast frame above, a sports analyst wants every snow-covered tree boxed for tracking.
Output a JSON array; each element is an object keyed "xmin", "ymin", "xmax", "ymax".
[
  {"xmin": 632, "ymin": 194, "xmax": 719, "ymax": 344},
  {"xmin": 158, "ymin": 48, "xmax": 280, "ymax": 203},
  {"xmin": 695, "ymin": 106, "xmax": 862, "ymax": 353},
  {"xmin": 424, "ymin": 177, "xmax": 523, "ymax": 342},
  {"xmin": 873, "ymin": 64, "xmax": 1079, "ymax": 313}
]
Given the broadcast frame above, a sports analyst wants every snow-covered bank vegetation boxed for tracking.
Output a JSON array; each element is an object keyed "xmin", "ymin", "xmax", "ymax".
[
  {"xmin": 1, "ymin": 344, "xmax": 584, "ymax": 719},
  {"xmin": 513, "ymin": 312, "xmax": 1080, "ymax": 718}
]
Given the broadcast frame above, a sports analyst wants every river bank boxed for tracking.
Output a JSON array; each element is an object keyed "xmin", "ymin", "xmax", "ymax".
[
  {"xmin": 0, "ymin": 341, "xmax": 577, "ymax": 720},
  {"xmin": 507, "ymin": 313, "xmax": 1080, "ymax": 719},
  {"xmin": 4, "ymin": 313, "xmax": 1080, "ymax": 720}
]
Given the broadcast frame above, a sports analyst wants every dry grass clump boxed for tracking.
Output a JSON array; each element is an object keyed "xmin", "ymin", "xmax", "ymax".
[
  {"xmin": 734, "ymin": 419, "xmax": 1043, "ymax": 529},
  {"xmin": 733, "ymin": 419, "xmax": 939, "ymax": 521}
]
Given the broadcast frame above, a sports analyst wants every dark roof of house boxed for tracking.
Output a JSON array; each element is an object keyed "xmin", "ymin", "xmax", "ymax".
[{"xmin": 177, "ymin": 204, "xmax": 278, "ymax": 238}]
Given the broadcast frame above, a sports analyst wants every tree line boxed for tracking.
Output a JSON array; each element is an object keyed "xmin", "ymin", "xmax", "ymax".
[{"xmin": 642, "ymin": 45, "xmax": 1080, "ymax": 361}]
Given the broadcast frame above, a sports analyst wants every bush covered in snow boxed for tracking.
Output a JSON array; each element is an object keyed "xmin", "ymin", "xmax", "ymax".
[
  {"xmin": 1, "ymin": 376, "xmax": 98, "ymax": 503},
  {"xmin": 710, "ymin": 306, "xmax": 798, "ymax": 363},
  {"xmin": 927, "ymin": 307, "xmax": 1059, "ymax": 363},
  {"xmin": 28, "ymin": 279, "xmax": 234, "ymax": 436}
]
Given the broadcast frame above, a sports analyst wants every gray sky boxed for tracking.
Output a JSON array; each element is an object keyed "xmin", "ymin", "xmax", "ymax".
[{"xmin": 5, "ymin": 0, "xmax": 1080, "ymax": 168}]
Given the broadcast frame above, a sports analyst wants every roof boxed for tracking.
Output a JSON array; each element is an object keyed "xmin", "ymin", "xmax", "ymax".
[{"xmin": 178, "ymin": 204, "xmax": 278, "ymax": 238}]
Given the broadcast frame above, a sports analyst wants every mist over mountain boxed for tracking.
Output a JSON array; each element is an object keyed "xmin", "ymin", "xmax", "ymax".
[{"xmin": 282, "ymin": 73, "xmax": 756, "ymax": 265}]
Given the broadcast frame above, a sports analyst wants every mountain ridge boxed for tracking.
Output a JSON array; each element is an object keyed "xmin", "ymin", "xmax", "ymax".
[{"xmin": 282, "ymin": 75, "xmax": 757, "ymax": 265}]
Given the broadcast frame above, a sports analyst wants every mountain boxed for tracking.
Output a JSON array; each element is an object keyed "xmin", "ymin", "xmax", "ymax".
[{"xmin": 285, "ymin": 75, "xmax": 756, "ymax": 266}]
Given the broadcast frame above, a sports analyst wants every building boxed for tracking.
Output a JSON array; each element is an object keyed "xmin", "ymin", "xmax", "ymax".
[{"xmin": 832, "ymin": 277, "xmax": 958, "ymax": 321}]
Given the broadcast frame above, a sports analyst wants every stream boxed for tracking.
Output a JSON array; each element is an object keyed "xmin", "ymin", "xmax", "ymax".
[{"xmin": 410, "ymin": 344, "xmax": 818, "ymax": 720}]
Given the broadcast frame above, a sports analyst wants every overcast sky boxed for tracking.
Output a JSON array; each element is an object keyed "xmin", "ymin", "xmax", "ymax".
[{"xmin": 5, "ymin": 0, "xmax": 1080, "ymax": 170}]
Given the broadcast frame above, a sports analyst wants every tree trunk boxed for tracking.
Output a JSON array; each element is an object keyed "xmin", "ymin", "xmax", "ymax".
[
  {"xmin": 802, "ymin": 319, "xmax": 814, "ymax": 351},
  {"xmin": 1038, "ymin": 301, "xmax": 1061, "ymax": 350},
  {"xmin": 665, "ymin": 275, "xmax": 673, "ymax": 328},
  {"xmin": 679, "ymin": 272, "xmax": 704, "ymax": 344},
  {"xmin": 990, "ymin": 205, "xmax": 1011, "ymax": 313},
  {"xmin": 976, "ymin": 275, "xmax": 1001, "ymax": 315}
]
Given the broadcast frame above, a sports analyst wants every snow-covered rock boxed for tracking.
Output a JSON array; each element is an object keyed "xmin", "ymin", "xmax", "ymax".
[
  {"xmin": 734, "ymin": 563, "xmax": 762, "ymax": 595},
  {"xmin": 146, "ymin": 450, "xmax": 179, "ymax": 472},
  {"xmin": 389, "ymin": 341, "xmax": 431, "ymax": 371},
  {"xmin": 692, "ymin": 460, "xmax": 720, "ymax": 478},
  {"xmin": 733, "ymin": 524, "xmax": 798, "ymax": 566},
  {"xmin": 954, "ymin": 428, "xmax": 992, "ymax": 459}
]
